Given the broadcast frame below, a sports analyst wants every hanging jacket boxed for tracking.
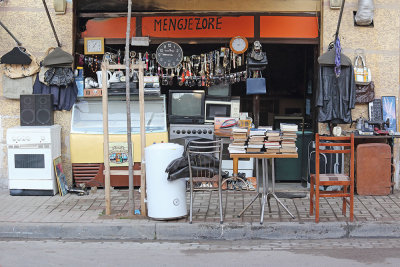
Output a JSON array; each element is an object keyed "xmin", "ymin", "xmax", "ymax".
[
  {"xmin": 316, "ymin": 64, "xmax": 356, "ymax": 124},
  {"xmin": 33, "ymin": 74, "xmax": 77, "ymax": 111}
]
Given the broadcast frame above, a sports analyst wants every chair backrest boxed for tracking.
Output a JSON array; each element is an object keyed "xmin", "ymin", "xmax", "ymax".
[
  {"xmin": 315, "ymin": 133, "xmax": 354, "ymax": 178},
  {"xmin": 186, "ymin": 140, "xmax": 223, "ymax": 179}
]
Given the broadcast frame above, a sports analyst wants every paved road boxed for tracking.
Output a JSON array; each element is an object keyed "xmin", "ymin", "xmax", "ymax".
[{"xmin": 0, "ymin": 238, "xmax": 400, "ymax": 266}]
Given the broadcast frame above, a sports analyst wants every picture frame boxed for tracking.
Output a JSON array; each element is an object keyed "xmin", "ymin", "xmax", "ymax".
[
  {"xmin": 382, "ymin": 96, "xmax": 397, "ymax": 132},
  {"xmin": 53, "ymin": 157, "xmax": 69, "ymax": 196},
  {"xmin": 109, "ymin": 142, "xmax": 133, "ymax": 167}
]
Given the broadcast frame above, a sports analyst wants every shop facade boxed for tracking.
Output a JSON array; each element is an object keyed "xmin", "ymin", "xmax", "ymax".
[{"xmin": 0, "ymin": 0, "xmax": 399, "ymax": 191}]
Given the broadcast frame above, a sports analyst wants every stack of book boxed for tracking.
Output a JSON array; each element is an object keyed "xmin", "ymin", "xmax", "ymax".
[
  {"xmin": 265, "ymin": 130, "xmax": 281, "ymax": 153},
  {"xmin": 280, "ymin": 123, "xmax": 298, "ymax": 154},
  {"xmin": 228, "ymin": 128, "xmax": 248, "ymax": 154},
  {"xmin": 247, "ymin": 129, "xmax": 266, "ymax": 153}
]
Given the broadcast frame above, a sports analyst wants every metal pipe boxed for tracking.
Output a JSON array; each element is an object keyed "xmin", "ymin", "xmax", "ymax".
[
  {"xmin": 0, "ymin": 20, "xmax": 22, "ymax": 46},
  {"xmin": 42, "ymin": 0, "xmax": 62, "ymax": 47},
  {"xmin": 334, "ymin": 0, "xmax": 346, "ymax": 42}
]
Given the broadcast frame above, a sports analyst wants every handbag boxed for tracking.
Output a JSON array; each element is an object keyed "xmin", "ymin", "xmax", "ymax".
[
  {"xmin": 43, "ymin": 47, "xmax": 74, "ymax": 67},
  {"xmin": 356, "ymin": 81, "xmax": 375, "ymax": 103},
  {"xmin": 3, "ymin": 52, "xmax": 40, "ymax": 79},
  {"xmin": 2, "ymin": 74, "xmax": 33, "ymax": 99},
  {"xmin": 247, "ymin": 52, "xmax": 268, "ymax": 71},
  {"xmin": 354, "ymin": 55, "xmax": 372, "ymax": 85},
  {"xmin": 246, "ymin": 76, "xmax": 266, "ymax": 95}
]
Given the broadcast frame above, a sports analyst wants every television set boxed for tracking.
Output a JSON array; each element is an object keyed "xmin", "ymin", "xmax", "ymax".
[
  {"xmin": 204, "ymin": 97, "xmax": 240, "ymax": 123},
  {"xmin": 206, "ymin": 84, "xmax": 231, "ymax": 99},
  {"xmin": 168, "ymin": 90, "xmax": 205, "ymax": 124}
]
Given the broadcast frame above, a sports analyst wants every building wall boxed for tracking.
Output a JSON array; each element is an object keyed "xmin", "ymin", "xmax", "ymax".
[
  {"xmin": 320, "ymin": 0, "xmax": 400, "ymax": 189},
  {"xmin": 0, "ymin": 0, "xmax": 74, "ymax": 188}
]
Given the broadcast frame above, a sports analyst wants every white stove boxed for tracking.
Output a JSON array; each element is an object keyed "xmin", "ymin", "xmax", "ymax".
[{"xmin": 7, "ymin": 125, "xmax": 61, "ymax": 196}]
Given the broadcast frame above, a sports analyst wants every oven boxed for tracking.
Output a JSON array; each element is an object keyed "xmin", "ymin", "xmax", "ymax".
[{"xmin": 7, "ymin": 125, "xmax": 61, "ymax": 195}]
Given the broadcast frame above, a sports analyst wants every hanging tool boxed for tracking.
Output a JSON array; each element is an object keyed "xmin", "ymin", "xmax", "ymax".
[
  {"xmin": 42, "ymin": 0, "xmax": 62, "ymax": 47},
  {"xmin": 0, "ymin": 20, "xmax": 22, "ymax": 46}
]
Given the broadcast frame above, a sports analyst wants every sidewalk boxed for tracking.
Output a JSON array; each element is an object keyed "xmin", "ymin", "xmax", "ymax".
[{"xmin": 0, "ymin": 187, "xmax": 400, "ymax": 240}]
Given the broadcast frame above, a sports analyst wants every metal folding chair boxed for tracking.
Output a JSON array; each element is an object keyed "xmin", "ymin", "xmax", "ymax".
[{"xmin": 187, "ymin": 140, "xmax": 223, "ymax": 224}]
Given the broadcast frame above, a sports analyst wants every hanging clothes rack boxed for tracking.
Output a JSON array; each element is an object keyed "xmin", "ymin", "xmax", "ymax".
[
  {"xmin": 42, "ymin": 0, "xmax": 62, "ymax": 47},
  {"xmin": 0, "ymin": 20, "xmax": 22, "ymax": 46}
]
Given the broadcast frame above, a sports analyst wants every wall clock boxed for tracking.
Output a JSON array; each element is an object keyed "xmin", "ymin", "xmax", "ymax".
[
  {"xmin": 84, "ymin": 37, "xmax": 105, "ymax": 55},
  {"xmin": 156, "ymin": 41, "xmax": 183, "ymax": 69},
  {"xmin": 230, "ymin": 36, "xmax": 248, "ymax": 54}
]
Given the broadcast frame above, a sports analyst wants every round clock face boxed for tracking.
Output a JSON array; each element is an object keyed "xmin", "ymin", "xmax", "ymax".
[
  {"xmin": 156, "ymin": 41, "xmax": 183, "ymax": 69},
  {"xmin": 230, "ymin": 36, "xmax": 248, "ymax": 54}
]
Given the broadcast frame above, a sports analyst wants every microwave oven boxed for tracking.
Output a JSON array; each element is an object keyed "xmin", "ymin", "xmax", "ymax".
[{"xmin": 204, "ymin": 98, "xmax": 240, "ymax": 123}]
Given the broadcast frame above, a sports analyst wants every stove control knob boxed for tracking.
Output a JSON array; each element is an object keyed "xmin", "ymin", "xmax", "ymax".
[
  {"xmin": 197, "ymin": 129, "xmax": 202, "ymax": 134},
  {"xmin": 208, "ymin": 130, "xmax": 213, "ymax": 134},
  {"xmin": 26, "ymin": 136, "xmax": 31, "ymax": 141},
  {"xmin": 176, "ymin": 130, "xmax": 181, "ymax": 134},
  {"xmin": 182, "ymin": 130, "xmax": 186, "ymax": 134},
  {"xmin": 187, "ymin": 130, "xmax": 191, "ymax": 134},
  {"xmin": 203, "ymin": 129, "xmax": 207, "ymax": 134}
]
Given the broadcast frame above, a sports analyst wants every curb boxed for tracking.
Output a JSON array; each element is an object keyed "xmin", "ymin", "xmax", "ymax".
[{"xmin": 1, "ymin": 221, "xmax": 400, "ymax": 240}]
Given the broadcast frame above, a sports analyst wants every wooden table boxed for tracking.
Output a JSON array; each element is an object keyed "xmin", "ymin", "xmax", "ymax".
[{"xmin": 230, "ymin": 153, "xmax": 298, "ymax": 224}]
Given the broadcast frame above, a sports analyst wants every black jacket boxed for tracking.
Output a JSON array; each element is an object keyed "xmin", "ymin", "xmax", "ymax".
[{"xmin": 316, "ymin": 64, "xmax": 356, "ymax": 124}]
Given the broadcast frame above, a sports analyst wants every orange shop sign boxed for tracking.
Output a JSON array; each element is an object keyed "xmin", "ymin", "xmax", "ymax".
[{"xmin": 142, "ymin": 16, "xmax": 254, "ymax": 38}]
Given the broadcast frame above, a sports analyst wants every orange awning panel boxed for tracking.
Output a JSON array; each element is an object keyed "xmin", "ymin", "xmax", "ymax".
[
  {"xmin": 260, "ymin": 16, "xmax": 318, "ymax": 38},
  {"xmin": 142, "ymin": 16, "xmax": 254, "ymax": 38},
  {"xmin": 81, "ymin": 18, "xmax": 136, "ymax": 38}
]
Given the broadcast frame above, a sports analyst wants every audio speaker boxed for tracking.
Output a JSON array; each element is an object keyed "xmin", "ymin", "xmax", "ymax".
[
  {"xmin": 20, "ymin": 95, "xmax": 36, "ymax": 126},
  {"xmin": 20, "ymin": 94, "xmax": 53, "ymax": 126},
  {"xmin": 35, "ymin": 94, "xmax": 53, "ymax": 126}
]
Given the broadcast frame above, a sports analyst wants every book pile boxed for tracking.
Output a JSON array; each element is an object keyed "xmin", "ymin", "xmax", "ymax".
[
  {"xmin": 228, "ymin": 128, "xmax": 248, "ymax": 154},
  {"xmin": 264, "ymin": 130, "xmax": 281, "ymax": 153},
  {"xmin": 280, "ymin": 123, "xmax": 298, "ymax": 154},
  {"xmin": 247, "ymin": 128, "xmax": 266, "ymax": 153}
]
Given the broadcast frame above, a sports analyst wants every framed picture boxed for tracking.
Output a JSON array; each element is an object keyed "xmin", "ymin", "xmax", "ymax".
[
  {"xmin": 382, "ymin": 96, "xmax": 397, "ymax": 132},
  {"xmin": 109, "ymin": 142, "xmax": 133, "ymax": 167},
  {"xmin": 54, "ymin": 157, "xmax": 69, "ymax": 196}
]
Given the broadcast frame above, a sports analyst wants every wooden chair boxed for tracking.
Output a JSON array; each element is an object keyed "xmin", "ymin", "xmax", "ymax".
[
  {"xmin": 310, "ymin": 133, "xmax": 354, "ymax": 223},
  {"xmin": 187, "ymin": 140, "xmax": 223, "ymax": 224}
]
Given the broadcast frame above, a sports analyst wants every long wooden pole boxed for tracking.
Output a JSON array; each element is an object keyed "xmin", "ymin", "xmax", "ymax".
[
  {"xmin": 139, "ymin": 61, "xmax": 147, "ymax": 216},
  {"xmin": 102, "ymin": 61, "xmax": 111, "ymax": 215},
  {"xmin": 125, "ymin": 0, "xmax": 134, "ymax": 215}
]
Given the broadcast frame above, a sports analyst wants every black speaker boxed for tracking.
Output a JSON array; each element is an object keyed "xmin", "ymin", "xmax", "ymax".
[
  {"xmin": 35, "ymin": 94, "xmax": 53, "ymax": 126},
  {"xmin": 20, "ymin": 94, "xmax": 53, "ymax": 126},
  {"xmin": 20, "ymin": 95, "xmax": 36, "ymax": 126}
]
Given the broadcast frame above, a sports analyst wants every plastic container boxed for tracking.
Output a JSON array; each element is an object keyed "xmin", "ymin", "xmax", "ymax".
[{"xmin": 145, "ymin": 143, "xmax": 187, "ymax": 219}]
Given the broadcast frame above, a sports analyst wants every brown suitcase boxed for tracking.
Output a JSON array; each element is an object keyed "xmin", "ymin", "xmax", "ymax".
[{"xmin": 356, "ymin": 143, "xmax": 391, "ymax": 195}]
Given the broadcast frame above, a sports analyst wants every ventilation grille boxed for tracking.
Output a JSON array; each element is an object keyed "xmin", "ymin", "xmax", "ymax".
[{"xmin": 72, "ymin": 163, "xmax": 104, "ymax": 187}]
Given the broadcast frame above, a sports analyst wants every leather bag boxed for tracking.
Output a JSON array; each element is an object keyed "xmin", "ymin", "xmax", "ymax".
[
  {"xmin": 246, "ymin": 77, "xmax": 266, "ymax": 95},
  {"xmin": 354, "ymin": 55, "xmax": 372, "ymax": 85},
  {"xmin": 355, "ymin": 81, "xmax": 375, "ymax": 103},
  {"xmin": 2, "ymin": 74, "xmax": 33, "ymax": 99},
  {"xmin": 247, "ymin": 52, "xmax": 268, "ymax": 71}
]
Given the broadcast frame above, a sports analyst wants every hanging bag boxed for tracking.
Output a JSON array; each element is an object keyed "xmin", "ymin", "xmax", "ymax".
[
  {"xmin": 2, "ymin": 74, "xmax": 33, "ymax": 99},
  {"xmin": 355, "ymin": 81, "xmax": 375, "ymax": 103},
  {"xmin": 246, "ymin": 71, "xmax": 266, "ymax": 95},
  {"xmin": 354, "ymin": 55, "xmax": 371, "ymax": 85},
  {"xmin": 43, "ymin": 47, "xmax": 73, "ymax": 67}
]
